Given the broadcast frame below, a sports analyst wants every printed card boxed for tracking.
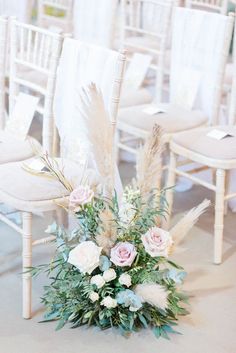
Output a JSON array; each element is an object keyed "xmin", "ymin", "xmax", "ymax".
[
  {"xmin": 143, "ymin": 104, "xmax": 167, "ymax": 115},
  {"xmin": 207, "ymin": 129, "xmax": 234, "ymax": 140},
  {"xmin": 5, "ymin": 93, "xmax": 39, "ymax": 141}
]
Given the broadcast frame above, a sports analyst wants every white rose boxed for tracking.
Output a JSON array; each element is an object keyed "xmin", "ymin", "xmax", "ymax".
[
  {"xmin": 89, "ymin": 291, "xmax": 99, "ymax": 302},
  {"xmin": 141, "ymin": 227, "xmax": 173, "ymax": 258},
  {"xmin": 118, "ymin": 273, "xmax": 132, "ymax": 287},
  {"xmin": 91, "ymin": 274, "xmax": 105, "ymax": 289},
  {"xmin": 69, "ymin": 185, "xmax": 94, "ymax": 211},
  {"xmin": 119, "ymin": 202, "xmax": 136, "ymax": 224},
  {"xmin": 68, "ymin": 241, "xmax": 102, "ymax": 274},
  {"xmin": 103, "ymin": 269, "xmax": 116, "ymax": 282},
  {"xmin": 101, "ymin": 296, "xmax": 117, "ymax": 309}
]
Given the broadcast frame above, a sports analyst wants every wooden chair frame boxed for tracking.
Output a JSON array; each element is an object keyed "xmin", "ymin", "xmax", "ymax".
[
  {"xmin": 0, "ymin": 47, "xmax": 126, "ymax": 319},
  {"xmin": 185, "ymin": 0, "xmax": 229, "ymax": 14},
  {"xmin": 8, "ymin": 17, "xmax": 64, "ymax": 154},
  {"xmin": 120, "ymin": 0, "xmax": 173, "ymax": 103}
]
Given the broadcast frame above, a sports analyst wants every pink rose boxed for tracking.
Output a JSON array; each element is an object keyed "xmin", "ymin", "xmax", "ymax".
[
  {"xmin": 141, "ymin": 227, "xmax": 173, "ymax": 258},
  {"xmin": 69, "ymin": 185, "xmax": 94, "ymax": 210},
  {"xmin": 110, "ymin": 242, "xmax": 137, "ymax": 267}
]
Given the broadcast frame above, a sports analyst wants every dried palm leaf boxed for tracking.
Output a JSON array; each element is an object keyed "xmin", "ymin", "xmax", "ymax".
[
  {"xmin": 170, "ymin": 199, "xmax": 211, "ymax": 248},
  {"xmin": 78, "ymin": 83, "xmax": 114, "ymax": 195},
  {"xmin": 136, "ymin": 124, "xmax": 164, "ymax": 198}
]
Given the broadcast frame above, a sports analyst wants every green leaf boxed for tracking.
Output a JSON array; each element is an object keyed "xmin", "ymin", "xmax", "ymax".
[
  {"xmin": 153, "ymin": 326, "xmax": 161, "ymax": 339},
  {"xmin": 162, "ymin": 325, "xmax": 181, "ymax": 335},
  {"xmin": 160, "ymin": 328, "xmax": 170, "ymax": 340},
  {"xmin": 55, "ymin": 318, "xmax": 67, "ymax": 331},
  {"xmin": 138, "ymin": 314, "xmax": 148, "ymax": 328}
]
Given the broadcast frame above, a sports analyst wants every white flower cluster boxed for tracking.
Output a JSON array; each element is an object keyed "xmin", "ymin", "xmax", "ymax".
[{"xmin": 89, "ymin": 271, "xmax": 132, "ymax": 308}]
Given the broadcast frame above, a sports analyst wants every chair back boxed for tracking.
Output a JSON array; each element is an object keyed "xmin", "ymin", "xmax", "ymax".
[
  {"xmin": 120, "ymin": 0, "xmax": 174, "ymax": 102},
  {"xmin": 37, "ymin": 0, "xmax": 73, "ymax": 32},
  {"xmin": 0, "ymin": 16, "xmax": 7, "ymax": 129},
  {"xmin": 9, "ymin": 17, "xmax": 64, "ymax": 153},
  {"xmin": 73, "ymin": 0, "xmax": 118, "ymax": 48},
  {"xmin": 53, "ymin": 38, "xmax": 126, "ymax": 161},
  {"xmin": 170, "ymin": 8, "xmax": 234, "ymax": 125},
  {"xmin": 185, "ymin": 0, "xmax": 228, "ymax": 14}
]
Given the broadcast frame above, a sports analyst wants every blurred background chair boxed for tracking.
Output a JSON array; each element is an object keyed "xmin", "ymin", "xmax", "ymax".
[
  {"xmin": 37, "ymin": 0, "xmax": 74, "ymax": 32},
  {"xmin": 117, "ymin": 8, "xmax": 233, "ymax": 164},
  {"xmin": 164, "ymin": 12, "xmax": 236, "ymax": 265}
]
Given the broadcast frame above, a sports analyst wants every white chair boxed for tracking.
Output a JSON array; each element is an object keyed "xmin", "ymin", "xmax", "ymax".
[
  {"xmin": 73, "ymin": 0, "xmax": 118, "ymax": 48},
  {"xmin": 117, "ymin": 8, "xmax": 234, "ymax": 158},
  {"xmin": 120, "ymin": 0, "xmax": 174, "ymax": 104},
  {"xmin": 37, "ymin": 0, "xmax": 74, "ymax": 32},
  {"xmin": 185, "ymin": 0, "xmax": 229, "ymax": 14},
  {"xmin": 165, "ymin": 15, "xmax": 236, "ymax": 265},
  {"xmin": 0, "ymin": 17, "xmax": 64, "ymax": 163},
  {"xmin": 0, "ymin": 40, "xmax": 126, "ymax": 319}
]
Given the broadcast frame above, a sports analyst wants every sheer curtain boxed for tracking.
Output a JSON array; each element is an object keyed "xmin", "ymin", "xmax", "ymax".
[{"xmin": 73, "ymin": 0, "xmax": 118, "ymax": 48}]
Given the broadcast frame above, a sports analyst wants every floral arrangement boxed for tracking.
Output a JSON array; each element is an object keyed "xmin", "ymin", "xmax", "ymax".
[{"xmin": 30, "ymin": 87, "xmax": 209, "ymax": 339}]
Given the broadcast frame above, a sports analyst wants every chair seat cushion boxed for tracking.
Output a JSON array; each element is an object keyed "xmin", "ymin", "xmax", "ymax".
[
  {"xmin": 118, "ymin": 104, "xmax": 208, "ymax": 134},
  {"xmin": 0, "ymin": 131, "xmax": 41, "ymax": 164},
  {"xmin": 120, "ymin": 88, "xmax": 153, "ymax": 108},
  {"xmin": 172, "ymin": 126, "xmax": 236, "ymax": 160},
  {"xmin": 0, "ymin": 158, "xmax": 94, "ymax": 203}
]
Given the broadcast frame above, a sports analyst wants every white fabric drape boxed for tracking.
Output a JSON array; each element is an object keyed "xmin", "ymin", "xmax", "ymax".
[
  {"xmin": 73, "ymin": 0, "xmax": 118, "ymax": 48},
  {"xmin": 170, "ymin": 8, "xmax": 228, "ymax": 123},
  {"xmin": 0, "ymin": 0, "xmax": 32, "ymax": 22},
  {"xmin": 53, "ymin": 38, "xmax": 122, "ymax": 193}
]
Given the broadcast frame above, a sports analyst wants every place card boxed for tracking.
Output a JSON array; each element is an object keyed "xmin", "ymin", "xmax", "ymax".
[
  {"xmin": 207, "ymin": 129, "xmax": 234, "ymax": 140},
  {"xmin": 5, "ymin": 93, "xmax": 39, "ymax": 141},
  {"xmin": 143, "ymin": 104, "xmax": 167, "ymax": 115},
  {"xmin": 123, "ymin": 53, "xmax": 152, "ymax": 91},
  {"xmin": 172, "ymin": 68, "xmax": 201, "ymax": 110}
]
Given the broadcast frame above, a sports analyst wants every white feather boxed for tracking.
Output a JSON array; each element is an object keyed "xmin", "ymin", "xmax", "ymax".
[
  {"xmin": 135, "ymin": 283, "xmax": 169, "ymax": 310},
  {"xmin": 170, "ymin": 199, "xmax": 211, "ymax": 247},
  {"xmin": 78, "ymin": 83, "xmax": 114, "ymax": 193}
]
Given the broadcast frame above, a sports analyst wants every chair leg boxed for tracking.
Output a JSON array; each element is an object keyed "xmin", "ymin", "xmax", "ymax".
[
  {"xmin": 224, "ymin": 170, "xmax": 230, "ymax": 216},
  {"xmin": 214, "ymin": 169, "xmax": 226, "ymax": 264},
  {"xmin": 22, "ymin": 212, "xmax": 32, "ymax": 319},
  {"xmin": 162, "ymin": 151, "xmax": 177, "ymax": 230}
]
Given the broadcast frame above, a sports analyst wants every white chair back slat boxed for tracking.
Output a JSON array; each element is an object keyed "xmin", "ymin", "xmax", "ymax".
[
  {"xmin": 73, "ymin": 0, "xmax": 118, "ymax": 48},
  {"xmin": 37, "ymin": 0, "xmax": 74, "ymax": 32},
  {"xmin": 170, "ymin": 8, "xmax": 234, "ymax": 125},
  {"xmin": 185, "ymin": 0, "xmax": 228, "ymax": 14},
  {"xmin": 121, "ymin": 0, "xmax": 174, "ymax": 102},
  {"xmin": 9, "ymin": 18, "xmax": 64, "ymax": 153},
  {"xmin": 0, "ymin": 16, "xmax": 7, "ymax": 129}
]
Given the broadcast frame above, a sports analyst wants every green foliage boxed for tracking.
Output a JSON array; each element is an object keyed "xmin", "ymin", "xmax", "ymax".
[{"xmin": 31, "ymin": 187, "xmax": 189, "ymax": 340}]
